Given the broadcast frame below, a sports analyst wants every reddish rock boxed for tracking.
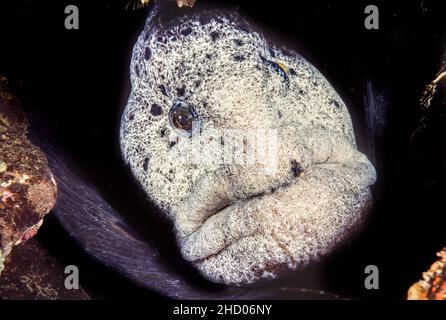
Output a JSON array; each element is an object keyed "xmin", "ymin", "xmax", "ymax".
[
  {"xmin": 408, "ymin": 247, "xmax": 446, "ymax": 300},
  {"xmin": 0, "ymin": 76, "xmax": 57, "ymax": 274},
  {"xmin": 0, "ymin": 238, "xmax": 90, "ymax": 300}
]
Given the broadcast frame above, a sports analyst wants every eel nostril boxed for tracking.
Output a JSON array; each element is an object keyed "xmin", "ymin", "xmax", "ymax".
[{"xmin": 290, "ymin": 160, "xmax": 302, "ymax": 177}]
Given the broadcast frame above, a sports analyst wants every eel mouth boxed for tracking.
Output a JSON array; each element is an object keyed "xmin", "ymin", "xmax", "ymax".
[{"xmin": 174, "ymin": 169, "xmax": 298, "ymax": 263}]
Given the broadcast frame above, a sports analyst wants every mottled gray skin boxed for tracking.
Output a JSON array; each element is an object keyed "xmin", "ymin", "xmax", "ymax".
[{"xmin": 120, "ymin": 9, "xmax": 376, "ymax": 285}]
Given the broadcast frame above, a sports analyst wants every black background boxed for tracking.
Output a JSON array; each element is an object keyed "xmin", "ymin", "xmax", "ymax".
[{"xmin": 0, "ymin": 0, "xmax": 445, "ymax": 300}]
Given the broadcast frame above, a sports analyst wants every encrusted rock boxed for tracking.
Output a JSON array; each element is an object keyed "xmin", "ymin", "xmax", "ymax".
[
  {"xmin": 0, "ymin": 76, "xmax": 57, "ymax": 274},
  {"xmin": 175, "ymin": 0, "xmax": 196, "ymax": 7},
  {"xmin": 408, "ymin": 247, "xmax": 446, "ymax": 300}
]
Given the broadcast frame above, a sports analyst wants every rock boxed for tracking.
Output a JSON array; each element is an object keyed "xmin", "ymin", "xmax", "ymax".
[
  {"xmin": 0, "ymin": 76, "xmax": 57, "ymax": 274},
  {"xmin": 407, "ymin": 247, "xmax": 446, "ymax": 300},
  {"xmin": 0, "ymin": 238, "xmax": 90, "ymax": 299}
]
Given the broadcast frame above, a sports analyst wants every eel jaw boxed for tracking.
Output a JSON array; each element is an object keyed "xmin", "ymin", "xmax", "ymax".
[{"xmin": 173, "ymin": 165, "xmax": 299, "ymax": 262}]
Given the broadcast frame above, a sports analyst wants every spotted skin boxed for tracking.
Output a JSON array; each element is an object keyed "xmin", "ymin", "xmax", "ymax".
[{"xmin": 120, "ymin": 9, "xmax": 376, "ymax": 285}]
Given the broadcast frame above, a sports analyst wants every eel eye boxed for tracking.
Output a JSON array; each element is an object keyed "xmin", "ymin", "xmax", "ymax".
[{"xmin": 168, "ymin": 101, "xmax": 199, "ymax": 137}]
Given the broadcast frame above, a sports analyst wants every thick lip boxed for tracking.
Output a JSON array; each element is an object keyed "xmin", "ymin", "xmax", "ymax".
[{"xmin": 176, "ymin": 174, "xmax": 297, "ymax": 263}]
